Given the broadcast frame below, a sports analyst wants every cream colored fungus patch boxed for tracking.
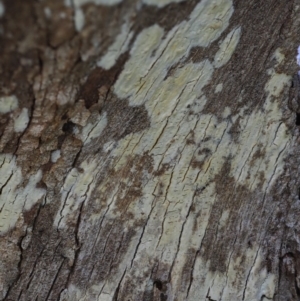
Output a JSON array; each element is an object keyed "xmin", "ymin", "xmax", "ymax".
[
  {"xmin": 54, "ymin": 111, "xmax": 109, "ymax": 230},
  {"xmin": 142, "ymin": 0, "xmax": 186, "ymax": 8},
  {"xmin": 115, "ymin": 0, "xmax": 234, "ymax": 104},
  {"xmin": 215, "ymin": 83, "xmax": 223, "ymax": 93},
  {"xmin": 54, "ymin": 156, "xmax": 108, "ymax": 230},
  {"xmin": 214, "ymin": 26, "xmax": 241, "ymax": 68},
  {"xmin": 0, "ymin": 154, "xmax": 45, "ymax": 235},
  {"xmin": 97, "ymin": 23, "xmax": 133, "ymax": 70},
  {"xmin": 70, "ymin": 0, "xmax": 124, "ymax": 31},
  {"xmin": 51, "ymin": 149, "xmax": 61, "ymax": 163},
  {"xmin": 14, "ymin": 108, "xmax": 29, "ymax": 133},
  {"xmin": 81, "ymin": 111, "xmax": 108, "ymax": 145},
  {"xmin": 188, "ymin": 246, "xmax": 277, "ymax": 301},
  {"xmin": 59, "ymin": 0, "xmax": 291, "ymax": 300},
  {"xmin": 0, "ymin": 95, "xmax": 18, "ymax": 114}
]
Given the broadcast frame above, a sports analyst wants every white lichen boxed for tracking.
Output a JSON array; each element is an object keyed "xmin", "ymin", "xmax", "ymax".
[
  {"xmin": 97, "ymin": 23, "xmax": 133, "ymax": 70},
  {"xmin": 272, "ymin": 47, "xmax": 285, "ymax": 65},
  {"xmin": 51, "ymin": 150, "xmax": 61, "ymax": 163},
  {"xmin": 115, "ymin": 0, "xmax": 234, "ymax": 104},
  {"xmin": 103, "ymin": 1, "xmax": 286, "ymax": 298},
  {"xmin": 142, "ymin": 0, "xmax": 186, "ymax": 8},
  {"xmin": 71, "ymin": 0, "xmax": 124, "ymax": 32},
  {"xmin": 0, "ymin": 154, "xmax": 45, "ymax": 234},
  {"xmin": 81, "ymin": 111, "xmax": 107, "ymax": 145},
  {"xmin": 215, "ymin": 83, "xmax": 223, "ymax": 93},
  {"xmin": 14, "ymin": 108, "xmax": 29, "ymax": 133},
  {"xmin": 0, "ymin": 95, "xmax": 18, "ymax": 113},
  {"xmin": 214, "ymin": 26, "xmax": 241, "ymax": 68},
  {"xmin": 56, "ymin": 0, "xmax": 289, "ymax": 299},
  {"xmin": 54, "ymin": 159, "xmax": 99, "ymax": 229}
]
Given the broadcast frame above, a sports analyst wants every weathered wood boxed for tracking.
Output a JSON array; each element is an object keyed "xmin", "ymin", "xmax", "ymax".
[{"xmin": 0, "ymin": 0, "xmax": 300, "ymax": 300}]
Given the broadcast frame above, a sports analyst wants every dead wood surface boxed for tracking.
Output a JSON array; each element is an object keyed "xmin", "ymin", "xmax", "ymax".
[{"xmin": 0, "ymin": 0, "xmax": 300, "ymax": 300}]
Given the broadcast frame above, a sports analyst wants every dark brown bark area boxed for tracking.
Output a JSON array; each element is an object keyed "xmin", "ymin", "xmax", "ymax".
[{"xmin": 0, "ymin": 0, "xmax": 300, "ymax": 300}]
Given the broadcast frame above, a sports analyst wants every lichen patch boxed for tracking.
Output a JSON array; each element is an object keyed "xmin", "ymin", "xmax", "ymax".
[
  {"xmin": 142, "ymin": 0, "xmax": 186, "ymax": 8},
  {"xmin": 97, "ymin": 23, "xmax": 133, "ymax": 70},
  {"xmin": 214, "ymin": 26, "xmax": 241, "ymax": 68},
  {"xmin": 71, "ymin": 0, "xmax": 124, "ymax": 31},
  {"xmin": 0, "ymin": 95, "xmax": 18, "ymax": 114},
  {"xmin": 14, "ymin": 108, "xmax": 29, "ymax": 133},
  {"xmin": 86, "ymin": 1, "xmax": 293, "ymax": 298},
  {"xmin": 0, "ymin": 154, "xmax": 45, "ymax": 234},
  {"xmin": 81, "ymin": 111, "xmax": 108, "ymax": 145},
  {"xmin": 215, "ymin": 83, "xmax": 223, "ymax": 93},
  {"xmin": 0, "ymin": 0, "xmax": 298, "ymax": 299}
]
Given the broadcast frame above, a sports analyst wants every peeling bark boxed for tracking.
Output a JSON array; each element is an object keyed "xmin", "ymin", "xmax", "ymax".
[{"xmin": 0, "ymin": 0, "xmax": 300, "ymax": 300}]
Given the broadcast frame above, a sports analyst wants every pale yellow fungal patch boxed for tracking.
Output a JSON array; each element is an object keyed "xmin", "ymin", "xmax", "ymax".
[
  {"xmin": 51, "ymin": 150, "xmax": 61, "ymax": 163},
  {"xmin": 109, "ymin": 17, "xmax": 285, "ymax": 301},
  {"xmin": 230, "ymin": 60, "xmax": 291, "ymax": 190},
  {"xmin": 71, "ymin": 0, "xmax": 123, "ymax": 31},
  {"xmin": 218, "ymin": 209, "xmax": 230, "ymax": 228},
  {"xmin": 97, "ymin": 23, "xmax": 133, "ymax": 70},
  {"xmin": 265, "ymin": 71, "xmax": 290, "ymax": 97},
  {"xmin": 14, "ymin": 108, "xmax": 29, "ymax": 132},
  {"xmin": 82, "ymin": 3, "xmax": 287, "ymax": 297},
  {"xmin": 214, "ymin": 26, "xmax": 241, "ymax": 68},
  {"xmin": 114, "ymin": 24, "xmax": 165, "ymax": 101},
  {"xmin": 222, "ymin": 106, "xmax": 231, "ymax": 118},
  {"xmin": 0, "ymin": 154, "xmax": 45, "ymax": 234},
  {"xmin": 58, "ymin": 2, "xmax": 289, "ymax": 300},
  {"xmin": 60, "ymin": 271, "xmax": 130, "ymax": 301},
  {"xmin": 0, "ymin": 95, "xmax": 18, "ymax": 114},
  {"xmin": 185, "ymin": 245, "xmax": 275, "ymax": 301},
  {"xmin": 241, "ymin": 248, "xmax": 276, "ymax": 300},
  {"xmin": 54, "ymin": 167, "xmax": 83, "ymax": 229},
  {"xmin": 272, "ymin": 47, "xmax": 285, "ymax": 65},
  {"xmin": 228, "ymin": 83, "xmax": 291, "ymax": 189},
  {"xmin": 108, "ymin": 1, "xmax": 239, "ymax": 292},
  {"xmin": 215, "ymin": 83, "xmax": 223, "ymax": 93},
  {"xmin": 260, "ymin": 273, "xmax": 276, "ymax": 300},
  {"xmin": 54, "ymin": 158, "xmax": 100, "ymax": 229},
  {"xmin": 81, "ymin": 112, "xmax": 107, "ymax": 145},
  {"xmin": 103, "ymin": 140, "xmax": 115, "ymax": 153},
  {"xmin": 189, "ymin": 0, "xmax": 234, "ymax": 47},
  {"xmin": 115, "ymin": 0, "xmax": 234, "ymax": 104},
  {"xmin": 142, "ymin": 0, "xmax": 185, "ymax": 8}
]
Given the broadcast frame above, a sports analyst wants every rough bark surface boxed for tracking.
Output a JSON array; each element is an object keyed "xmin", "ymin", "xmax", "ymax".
[{"xmin": 0, "ymin": 0, "xmax": 300, "ymax": 300}]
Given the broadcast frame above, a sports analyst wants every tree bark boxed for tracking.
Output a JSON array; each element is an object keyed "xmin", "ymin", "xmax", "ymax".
[{"xmin": 0, "ymin": 0, "xmax": 300, "ymax": 300}]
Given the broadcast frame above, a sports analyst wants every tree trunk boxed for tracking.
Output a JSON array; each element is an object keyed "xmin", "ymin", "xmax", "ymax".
[{"xmin": 0, "ymin": 0, "xmax": 300, "ymax": 300}]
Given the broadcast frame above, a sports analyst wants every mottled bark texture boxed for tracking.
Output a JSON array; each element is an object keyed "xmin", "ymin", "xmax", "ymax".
[{"xmin": 0, "ymin": 0, "xmax": 300, "ymax": 300}]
